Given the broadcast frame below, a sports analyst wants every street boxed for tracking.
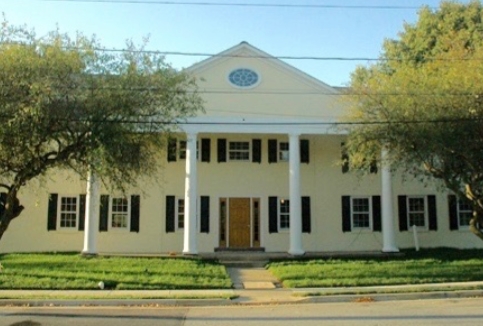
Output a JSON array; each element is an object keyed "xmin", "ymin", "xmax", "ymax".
[{"xmin": 2, "ymin": 298, "xmax": 483, "ymax": 326}]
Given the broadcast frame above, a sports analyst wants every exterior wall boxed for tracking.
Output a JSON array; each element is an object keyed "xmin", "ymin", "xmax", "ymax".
[
  {"xmin": 2, "ymin": 134, "xmax": 482, "ymax": 254},
  {"xmin": 1, "ymin": 43, "xmax": 481, "ymax": 254}
]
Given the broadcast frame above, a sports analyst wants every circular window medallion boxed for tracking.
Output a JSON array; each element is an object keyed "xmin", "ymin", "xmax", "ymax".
[{"xmin": 228, "ymin": 68, "xmax": 259, "ymax": 88}]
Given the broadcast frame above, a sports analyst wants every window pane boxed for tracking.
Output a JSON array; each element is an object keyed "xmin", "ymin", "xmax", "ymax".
[
  {"xmin": 60, "ymin": 197, "xmax": 77, "ymax": 228},
  {"xmin": 228, "ymin": 141, "xmax": 250, "ymax": 161},
  {"xmin": 458, "ymin": 199, "xmax": 473, "ymax": 226},
  {"xmin": 408, "ymin": 197, "xmax": 426, "ymax": 227},
  {"xmin": 178, "ymin": 198, "xmax": 185, "ymax": 229},
  {"xmin": 111, "ymin": 197, "xmax": 128, "ymax": 228},
  {"xmin": 352, "ymin": 198, "xmax": 370, "ymax": 229},
  {"xmin": 280, "ymin": 199, "xmax": 290, "ymax": 229}
]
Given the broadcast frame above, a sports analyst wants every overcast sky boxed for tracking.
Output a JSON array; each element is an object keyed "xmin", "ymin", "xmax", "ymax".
[{"xmin": 2, "ymin": 0, "xmax": 469, "ymax": 86}]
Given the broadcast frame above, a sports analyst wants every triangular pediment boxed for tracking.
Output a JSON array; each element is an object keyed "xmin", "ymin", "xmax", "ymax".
[{"xmin": 186, "ymin": 42, "xmax": 346, "ymax": 121}]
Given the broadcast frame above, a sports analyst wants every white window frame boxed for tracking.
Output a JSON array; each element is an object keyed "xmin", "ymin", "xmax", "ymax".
[
  {"xmin": 176, "ymin": 197, "xmax": 185, "ymax": 231},
  {"xmin": 57, "ymin": 195, "xmax": 80, "ymax": 230},
  {"xmin": 279, "ymin": 198, "xmax": 290, "ymax": 230},
  {"xmin": 351, "ymin": 196, "xmax": 372, "ymax": 230},
  {"xmin": 228, "ymin": 140, "xmax": 250, "ymax": 161},
  {"xmin": 407, "ymin": 196, "xmax": 427, "ymax": 229},
  {"xmin": 457, "ymin": 198, "xmax": 473, "ymax": 229},
  {"xmin": 279, "ymin": 142, "xmax": 289, "ymax": 162},
  {"xmin": 109, "ymin": 196, "xmax": 131, "ymax": 230}
]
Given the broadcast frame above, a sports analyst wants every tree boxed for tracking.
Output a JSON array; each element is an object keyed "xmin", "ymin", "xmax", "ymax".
[
  {"xmin": 0, "ymin": 20, "xmax": 203, "ymax": 242},
  {"xmin": 345, "ymin": 1, "xmax": 483, "ymax": 240}
]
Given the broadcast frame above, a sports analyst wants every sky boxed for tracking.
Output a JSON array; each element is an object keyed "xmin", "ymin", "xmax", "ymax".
[{"xmin": 0, "ymin": 0, "xmax": 470, "ymax": 86}]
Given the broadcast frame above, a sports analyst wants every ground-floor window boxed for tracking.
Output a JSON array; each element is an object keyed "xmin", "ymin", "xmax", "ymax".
[
  {"xmin": 279, "ymin": 199, "xmax": 290, "ymax": 230},
  {"xmin": 351, "ymin": 197, "xmax": 371, "ymax": 230},
  {"xmin": 59, "ymin": 196, "xmax": 79, "ymax": 229},
  {"xmin": 457, "ymin": 198, "xmax": 473, "ymax": 227},
  {"xmin": 407, "ymin": 196, "xmax": 426, "ymax": 228},
  {"xmin": 111, "ymin": 197, "xmax": 129, "ymax": 229}
]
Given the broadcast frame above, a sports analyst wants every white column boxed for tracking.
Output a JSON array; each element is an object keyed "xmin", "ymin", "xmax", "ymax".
[
  {"xmin": 183, "ymin": 132, "xmax": 198, "ymax": 255},
  {"xmin": 82, "ymin": 169, "xmax": 100, "ymax": 255},
  {"xmin": 289, "ymin": 133, "xmax": 304, "ymax": 255},
  {"xmin": 381, "ymin": 148, "xmax": 399, "ymax": 252}
]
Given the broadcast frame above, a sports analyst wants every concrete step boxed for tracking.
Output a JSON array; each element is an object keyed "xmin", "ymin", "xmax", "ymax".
[{"xmin": 219, "ymin": 260, "xmax": 268, "ymax": 268}]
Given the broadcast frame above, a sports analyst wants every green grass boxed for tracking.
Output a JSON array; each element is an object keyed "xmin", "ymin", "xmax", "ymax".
[
  {"xmin": 0, "ymin": 253, "xmax": 232, "ymax": 290},
  {"xmin": 268, "ymin": 248, "xmax": 483, "ymax": 288}
]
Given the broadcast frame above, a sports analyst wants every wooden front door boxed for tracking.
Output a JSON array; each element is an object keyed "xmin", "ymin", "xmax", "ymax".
[{"xmin": 229, "ymin": 198, "xmax": 251, "ymax": 248}]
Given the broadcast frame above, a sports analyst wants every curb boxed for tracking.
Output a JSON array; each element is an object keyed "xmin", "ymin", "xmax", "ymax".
[
  {"xmin": 1, "ymin": 289, "xmax": 483, "ymax": 307},
  {"xmin": 0, "ymin": 298, "xmax": 232, "ymax": 307},
  {"xmin": 300, "ymin": 289, "xmax": 483, "ymax": 304}
]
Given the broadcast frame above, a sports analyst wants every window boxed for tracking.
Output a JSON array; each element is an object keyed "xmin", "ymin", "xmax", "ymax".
[
  {"xmin": 177, "ymin": 198, "xmax": 185, "ymax": 229},
  {"xmin": 179, "ymin": 141, "xmax": 199, "ymax": 160},
  {"xmin": 458, "ymin": 198, "xmax": 473, "ymax": 227},
  {"xmin": 407, "ymin": 196, "xmax": 426, "ymax": 227},
  {"xmin": 111, "ymin": 197, "xmax": 129, "ymax": 229},
  {"xmin": 179, "ymin": 141, "xmax": 187, "ymax": 160},
  {"xmin": 351, "ymin": 197, "xmax": 371, "ymax": 229},
  {"xmin": 279, "ymin": 199, "xmax": 290, "ymax": 230},
  {"xmin": 279, "ymin": 142, "xmax": 289, "ymax": 162},
  {"xmin": 228, "ymin": 68, "xmax": 259, "ymax": 88},
  {"xmin": 59, "ymin": 196, "xmax": 78, "ymax": 229},
  {"xmin": 229, "ymin": 141, "xmax": 250, "ymax": 161}
]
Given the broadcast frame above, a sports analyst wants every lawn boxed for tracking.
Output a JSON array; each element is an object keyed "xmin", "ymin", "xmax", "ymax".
[
  {"xmin": 268, "ymin": 248, "xmax": 483, "ymax": 288},
  {"xmin": 0, "ymin": 253, "xmax": 232, "ymax": 290}
]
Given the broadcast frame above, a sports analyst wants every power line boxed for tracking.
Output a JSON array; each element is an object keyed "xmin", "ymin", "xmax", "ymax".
[
  {"xmin": 62, "ymin": 46, "xmax": 483, "ymax": 62},
  {"xmin": 28, "ymin": 0, "xmax": 432, "ymax": 10}
]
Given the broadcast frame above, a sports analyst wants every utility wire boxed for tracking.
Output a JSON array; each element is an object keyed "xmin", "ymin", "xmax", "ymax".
[
  {"xmin": 61, "ymin": 46, "xmax": 483, "ymax": 62},
  {"xmin": 26, "ymin": 0, "xmax": 433, "ymax": 10}
]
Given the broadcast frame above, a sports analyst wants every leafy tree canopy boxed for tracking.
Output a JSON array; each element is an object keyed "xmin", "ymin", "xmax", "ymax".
[
  {"xmin": 345, "ymin": 1, "xmax": 483, "ymax": 239},
  {"xmin": 0, "ymin": 19, "xmax": 203, "ymax": 241}
]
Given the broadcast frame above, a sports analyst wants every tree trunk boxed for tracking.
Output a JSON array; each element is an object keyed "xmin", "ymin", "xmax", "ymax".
[
  {"xmin": 0, "ymin": 188, "xmax": 24, "ymax": 242},
  {"xmin": 469, "ymin": 209, "xmax": 483, "ymax": 241}
]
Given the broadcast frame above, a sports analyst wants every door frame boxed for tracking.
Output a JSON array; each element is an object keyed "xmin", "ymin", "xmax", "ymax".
[{"xmin": 219, "ymin": 197, "xmax": 261, "ymax": 249}]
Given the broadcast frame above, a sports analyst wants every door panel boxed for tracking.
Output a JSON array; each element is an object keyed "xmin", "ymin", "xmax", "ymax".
[{"xmin": 229, "ymin": 198, "xmax": 251, "ymax": 248}]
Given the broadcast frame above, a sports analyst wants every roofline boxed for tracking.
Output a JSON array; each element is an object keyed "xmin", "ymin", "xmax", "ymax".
[{"xmin": 185, "ymin": 41, "xmax": 339, "ymax": 94}]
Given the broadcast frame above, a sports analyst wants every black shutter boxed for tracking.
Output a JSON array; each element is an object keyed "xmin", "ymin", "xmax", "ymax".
[
  {"xmin": 130, "ymin": 195, "xmax": 140, "ymax": 233},
  {"xmin": 47, "ymin": 193, "xmax": 58, "ymax": 231},
  {"xmin": 268, "ymin": 139, "xmax": 277, "ymax": 163},
  {"xmin": 341, "ymin": 143, "xmax": 349, "ymax": 173},
  {"xmin": 300, "ymin": 139, "xmax": 310, "ymax": 164},
  {"xmin": 448, "ymin": 195, "xmax": 458, "ymax": 231},
  {"xmin": 252, "ymin": 139, "xmax": 262, "ymax": 163},
  {"xmin": 0, "ymin": 193, "xmax": 5, "ymax": 218},
  {"xmin": 372, "ymin": 196, "xmax": 382, "ymax": 232},
  {"xmin": 302, "ymin": 196, "xmax": 311, "ymax": 233},
  {"xmin": 99, "ymin": 195, "xmax": 109, "ymax": 232},
  {"xmin": 342, "ymin": 196, "xmax": 351, "ymax": 232},
  {"xmin": 398, "ymin": 195, "xmax": 408, "ymax": 231},
  {"xmin": 201, "ymin": 138, "xmax": 211, "ymax": 162},
  {"xmin": 166, "ymin": 195, "xmax": 175, "ymax": 233},
  {"xmin": 167, "ymin": 138, "xmax": 177, "ymax": 162},
  {"xmin": 79, "ymin": 194, "xmax": 86, "ymax": 231},
  {"xmin": 200, "ymin": 196, "xmax": 210, "ymax": 233},
  {"xmin": 370, "ymin": 160, "xmax": 378, "ymax": 174},
  {"xmin": 217, "ymin": 139, "xmax": 227, "ymax": 163},
  {"xmin": 428, "ymin": 195, "xmax": 437, "ymax": 231},
  {"xmin": 269, "ymin": 196, "xmax": 278, "ymax": 233}
]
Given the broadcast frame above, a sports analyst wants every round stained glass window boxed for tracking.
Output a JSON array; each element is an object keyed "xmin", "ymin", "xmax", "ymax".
[{"xmin": 228, "ymin": 68, "xmax": 259, "ymax": 88}]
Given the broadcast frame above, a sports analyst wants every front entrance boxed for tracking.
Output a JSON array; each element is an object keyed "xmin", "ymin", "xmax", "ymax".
[
  {"xmin": 229, "ymin": 198, "xmax": 251, "ymax": 248},
  {"xmin": 219, "ymin": 197, "xmax": 261, "ymax": 249}
]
